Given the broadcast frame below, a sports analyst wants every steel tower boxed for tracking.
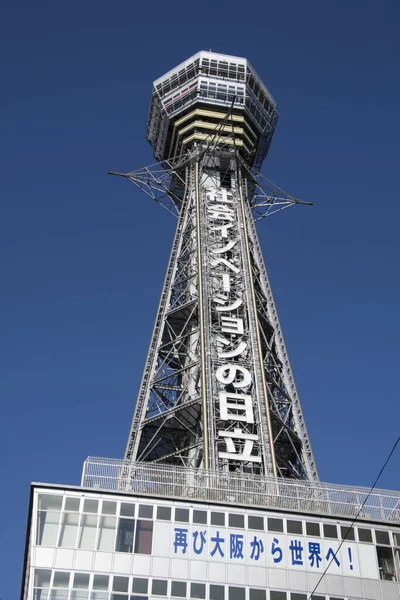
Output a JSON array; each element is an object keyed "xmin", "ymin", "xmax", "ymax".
[{"xmin": 110, "ymin": 51, "xmax": 317, "ymax": 481}]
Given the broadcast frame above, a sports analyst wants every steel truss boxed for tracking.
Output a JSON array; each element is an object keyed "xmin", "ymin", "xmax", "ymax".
[{"xmin": 111, "ymin": 144, "xmax": 318, "ymax": 481}]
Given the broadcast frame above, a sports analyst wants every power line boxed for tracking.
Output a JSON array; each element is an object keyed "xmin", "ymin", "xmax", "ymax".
[{"xmin": 308, "ymin": 436, "xmax": 400, "ymax": 599}]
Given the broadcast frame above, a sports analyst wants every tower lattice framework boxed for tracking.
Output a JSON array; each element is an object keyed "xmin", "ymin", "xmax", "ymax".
[{"xmin": 111, "ymin": 51, "xmax": 318, "ymax": 481}]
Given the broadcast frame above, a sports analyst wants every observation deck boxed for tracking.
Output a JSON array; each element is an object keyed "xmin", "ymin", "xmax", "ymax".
[{"xmin": 147, "ymin": 51, "xmax": 279, "ymax": 171}]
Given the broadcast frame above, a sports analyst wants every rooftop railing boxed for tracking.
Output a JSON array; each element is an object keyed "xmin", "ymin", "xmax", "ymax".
[{"xmin": 82, "ymin": 457, "xmax": 400, "ymax": 524}]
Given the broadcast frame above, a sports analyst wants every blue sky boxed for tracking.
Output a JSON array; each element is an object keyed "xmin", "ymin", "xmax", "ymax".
[{"xmin": 1, "ymin": 0, "xmax": 399, "ymax": 596}]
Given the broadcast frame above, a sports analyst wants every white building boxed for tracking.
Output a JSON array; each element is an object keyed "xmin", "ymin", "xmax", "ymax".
[{"xmin": 21, "ymin": 457, "xmax": 400, "ymax": 600}]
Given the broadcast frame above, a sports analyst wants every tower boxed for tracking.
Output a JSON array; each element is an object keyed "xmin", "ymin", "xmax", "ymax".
[{"xmin": 111, "ymin": 51, "xmax": 317, "ymax": 481}]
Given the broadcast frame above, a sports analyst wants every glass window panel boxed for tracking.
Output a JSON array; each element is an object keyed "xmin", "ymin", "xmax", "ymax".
[
  {"xmin": 175, "ymin": 508, "xmax": 189, "ymax": 522},
  {"xmin": 132, "ymin": 578, "xmax": 148, "ymax": 594},
  {"xmin": 191, "ymin": 583, "xmax": 206, "ymax": 598},
  {"xmin": 49, "ymin": 592, "xmax": 69, "ymax": 600},
  {"xmin": 113, "ymin": 577, "xmax": 129, "ymax": 592},
  {"xmin": 38, "ymin": 494, "xmax": 63, "ymax": 510},
  {"xmin": 193, "ymin": 510, "xmax": 207, "ymax": 525},
  {"xmin": 138, "ymin": 504, "xmax": 153, "ymax": 519},
  {"xmin": 268, "ymin": 518, "xmax": 283, "ymax": 533},
  {"xmin": 156, "ymin": 506, "xmax": 171, "ymax": 521},
  {"xmin": 171, "ymin": 581, "xmax": 186, "ymax": 597},
  {"xmin": 248, "ymin": 516, "xmax": 263, "ymax": 531},
  {"xmin": 229, "ymin": 587, "xmax": 245, "ymax": 600},
  {"xmin": 33, "ymin": 591, "xmax": 49, "ymax": 600},
  {"xmin": 130, "ymin": 597, "xmax": 148, "ymax": 600},
  {"xmin": 211, "ymin": 512, "xmax": 225, "ymax": 526},
  {"xmin": 70, "ymin": 593, "xmax": 89, "ymax": 600},
  {"xmin": 93, "ymin": 576, "xmax": 109, "ymax": 590},
  {"xmin": 97, "ymin": 516, "xmax": 117, "ymax": 551},
  {"xmin": 340, "ymin": 525, "xmax": 354, "ymax": 540},
  {"xmin": 102, "ymin": 501, "xmax": 117, "ymax": 515},
  {"xmin": 78, "ymin": 514, "xmax": 98, "ymax": 550},
  {"xmin": 270, "ymin": 593, "xmax": 286, "ymax": 600},
  {"xmin": 376, "ymin": 530, "xmax": 390, "ymax": 545},
  {"xmin": 287, "ymin": 520, "xmax": 302, "ymax": 535},
  {"xmin": 91, "ymin": 594, "xmax": 108, "ymax": 600},
  {"xmin": 291, "ymin": 595, "xmax": 307, "ymax": 600},
  {"xmin": 73, "ymin": 574, "xmax": 90, "ymax": 589},
  {"xmin": 134, "ymin": 519, "xmax": 153, "ymax": 554},
  {"xmin": 306, "ymin": 522, "xmax": 320, "ymax": 537},
  {"xmin": 377, "ymin": 546, "xmax": 396, "ymax": 581},
  {"xmin": 116, "ymin": 518, "xmax": 135, "ymax": 553},
  {"xmin": 35, "ymin": 569, "xmax": 52, "ymax": 587},
  {"xmin": 152, "ymin": 580, "xmax": 168, "ymax": 595},
  {"xmin": 65, "ymin": 497, "xmax": 80, "ymax": 511},
  {"xmin": 210, "ymin": 585, "xmax": 225, "ymax": 600},
  {"xmin": 358, "ymin": 528, "xmax": 373, "ymax": 543},
  {"xmin": 229, "ymin": 514, "xmax": 244, "ymax": 528},
  {"xmin": 83, "ymin": 499, "xmax": 98, "ymax": 513},
  {"xmin": 121, "ymin": 503, "xmax": 135, "ymax": 517},
  {"xmin": 37, "ymin": 511, "xmax": 61, "ymax": 546},
  {"xmin": 394, "ymin": 533, "xmax": 400, "ymax": 546},
  {"xmin": 59, "ymin": 512, "xmax": 79, "ymax": 548},
  {"xmin": 110, "ymin": 595, "xmax": 128, "ymax": 600},
  {"xmin": 323, "ymin": 524, "xmax": 338, "ymax": 539},
  {"xmin": 250, "ymin": 591, "xmax": 266, "ymax": 600},
  {"xmin": 53, "ymin": 572, "xmax": 70, "ymax": 587}
]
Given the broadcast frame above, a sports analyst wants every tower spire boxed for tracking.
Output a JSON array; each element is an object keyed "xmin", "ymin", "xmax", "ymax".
[{"xmin": 113, "ymin": 51, "xmax": 317, "ymax": 480}]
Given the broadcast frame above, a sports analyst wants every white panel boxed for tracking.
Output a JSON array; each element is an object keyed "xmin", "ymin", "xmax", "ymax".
[
  {"xmin": 54, "ymin": 549, "xmax": 74, "ymax": 569},
  {"xmin": 344, "ymin": 576, "xmax": 364, "ymax": 598},
  {"xmin": 151, "ymin": 556, "xmax": 170, "ymax": 577},
  {"xmin": 34, "ymin": 547, "xmax": 55, "ymax": 568},
  {"xmin": 170, "ymin": 557, "xmax": 189, "ymax": 579},
  {"xmin": 287, "ymin": 570, "xmax": 308, "ymax": 592},
  {"xmin": 359, "ymin": 543, "xmax": 380, "ymax": 580},
  {"xmin": 113, "ymin": 553, "xmax": 132, "ymax": 574},
  {"xmin": 246, "ymin": 566, "xmax": 267, "ymax": 588},
  {"xmin": 268, "ymin": 568, "xmax": 287, "ymax": 590},
  {"xmin": 92, "ymin": 551, "xmax": 111, "ymax": 572},
  {"xmin": 227, "ymin": 564, "xmax": 246, "ymax": 585},
  {"xmin": 307, "ymin": 571, "xmax": 327, "ymax": 594},
  {"xmin": 325, "ymin": 574, "xmax": 344, "ymax": 596},
  {"xmin": 190, "ymin": 560, "xmax": 208, "ymax": 581},
  {"xmin": 361, "ymin": 579, "xmax": 382, "ymax": 600},
  {"xmin": 208, "ymin": 561, "xmax": 227, "ymax": 583},
  {"xmin": 153, "ymin": 522, "xmax": 173, "ymax": 557},
  {"xmin": 132, "ymin": 554, "xmax": 151, "ymax": 576}
]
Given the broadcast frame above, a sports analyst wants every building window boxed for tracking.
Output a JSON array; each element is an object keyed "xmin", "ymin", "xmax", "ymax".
[
  {"xmin": 248, "ymin": 516, "xmax": 264, "ymax": 531},
  {"xmin": 33, "ymin": 569, "xmax": 51, "ymax": 600},
  {"xmin": 58, "ymin": 512, "xmax": 79, "ymax": 548},
  {"xmin": 157, "ymin": 506, "xmax": 171, "ymax": 521},
  {"xmin": 340, "ymin": 525, "xmax": 355, "ymax": 540},
  {"xmin": 377, "ymin": 546, "xmax": 396, "ymax": 581},
  {"xmin": 78, "ymin": 514, "xmax": 98, "ymax": 550},
  {"xmin": 97, "ymin": 515, "xmax": 117, "ymax": 551},
  {"xmin": 134, "ymin": 519, "xmax": 153, "ymax": 554},
  {"xmin": 132, "ymin": 579, "xmax": 148, "ymax": 594},
  {"xmin": 116, "ymin": 518, "xmax": 135, "ymax": 553},
  {"xmin": 270, "ymin": 593, "xmax": 286, "ymax": 600},
  {"xmin": 229, "ymin": 587, "xmax": 245, "ymax": 600},
  {"xmin": 286, "ymin": 520, "xmax": 302, "ymax": 535},
  {"xmin": 175, "ymin": 508, "xmax": 190, "ymax": 522},
  {"xmin": 92, "ymin": 575, "xmax": 109, "ymax": 600},
  {"xmin": 323, "ymin": 524, "xmax": 338, "ymax": 539},
  {"xmin": 375, "ymin": 530, "xmax": 390, "ymax": 545},
  {"xmin": 120, "ymin": 502, "xmax": 135, "ymax": 517},
  {"xmin": 152, "ymin": 580, "xmax": 168, "ymax": 596},
  {"xmin": 358, "ymin": 528, "xmax": 373, "ymax": 543},
  {"xmin": 65, "ymin": 497, "xmax": 80, "ymax": 511},
  {"xmin": 138, "ymin": 504, "xmax": 153, "ymax": 519},
  {"xmin": 193, "ymin": 510, "xmax": 208, "ymax": 524},
  {"xmin": 191, "ymin": 583, "xmax": 206, "ymax": 598},
  {"xmin": 306, "ymin": 522, "xmax": 320, "ymax": 537},
  {"xmin": 229, "ymin": 514, "xmax": 244, "ymax": 528},
  {"xmin": 250, "ymin": 590, "xmax": 266, "ymax": 600},
  {"xmin": 268, "ymin": 518, "xmax": 284, "ymax": 533},
  {"xmin": 36, "ymin": 509, "xmax": 61, "ymax": 546},
  {"xmin": 102, "ymin": 501, "xmax": 117, "ymax": 515},
  {"xmin": 83, "ymin": 499, "xmax": 98, "ymax": 513},
  {"xmin": 211, "ymin": 512, "xmax": 225, "ymax": 526},
  {"xmin": 210, "ymin": 585, "xmax": 225, "ymax": 600},
  {"xmin": 171, "ymin": 581, "xmax": 186, "ymax": 597}
]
